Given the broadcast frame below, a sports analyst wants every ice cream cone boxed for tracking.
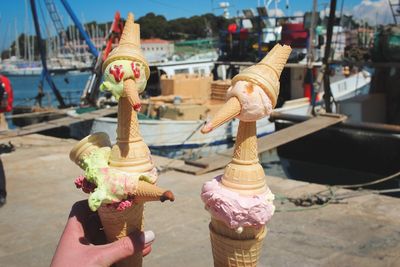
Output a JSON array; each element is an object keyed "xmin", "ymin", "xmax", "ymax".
[
  {"xmin": 69, "ymin": 133, "xmax": 174, "ymax": 205},
  {"xmin": 71, "ymin": 12, "xmax": 173, "ymax": 267},
  {"xmin": 98, "ymin": 203, "xmax": 144, "ymax": 267},
  {"xmin": 134, "ymin": 180, "xmax": 175, "ymax": 203},
  {"xmin": 209, "ymin": 122, "xmax": 268, "ymax": 267},
  {"xmin": 123, "ymin": 78, "xmax": 142, "ymax": 111},
  {"xmin": 201, "ymin": 97, "xmax": 241, "ymax": 133},
  {"xmin": 203, "ymin": 45, "xmax": 290, "ymax": 267},
  {"xmin": 210, "ymin": 218, "xmax": 267, "ymax": 267},
  {"xmin": 221, "ymin": 121, "xmax": 266, "ymax": 195},
  {"xmin": 102, "ymin": 13, "xmax": 150, "ymax": 80},
  {"xmin": 100, "ymin": 80, "xmax": 153, "ymax": 267},
  {"xmin": 232, "ymin": 44, "xmax": 291, "ymax": 107},
  {"xmin": 69, "ymin": 132, "xmax": 111, "ymax": 166}
]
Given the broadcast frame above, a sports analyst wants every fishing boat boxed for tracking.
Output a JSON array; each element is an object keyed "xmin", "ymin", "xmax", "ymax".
[
  {"xmin": 85, "ymin": 98, "xmax": 309, "ymax": 158},
  {"xmin": 269, "ymin": 4, "xmax": 400, "ymax": 195}
]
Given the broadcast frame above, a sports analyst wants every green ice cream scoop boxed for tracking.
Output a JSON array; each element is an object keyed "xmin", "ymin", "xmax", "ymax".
[
  {"xmin": 100, "ymin": 59, "xmax": 148, "ymax": 99},
  {"xmin": 80, "ymin": 147, "xmax": 157, "ymax": 211}
]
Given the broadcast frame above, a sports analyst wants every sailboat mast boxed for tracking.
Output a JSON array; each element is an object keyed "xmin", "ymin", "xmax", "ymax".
[
  {"xmin": 14, "ymin": 18, "xmax": 20, "ymax": 59},
  {"xmin": 24, "ymin": 0, "xmax": 29, "ymax": 60},
  {"xmin": 30, "ymin": 0, "xmax": 66, "ymax": 107}
]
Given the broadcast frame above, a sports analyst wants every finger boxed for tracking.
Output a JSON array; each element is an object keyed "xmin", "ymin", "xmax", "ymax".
[
  {"xmin": 97, "ymin": 235, "xmax": 136, "ymax": 266},
  {"xmin": 142, "ymin": 244, "xmax": 152, "ymax": 257},
  {"xmin": 96, "ymin": 230, "xmax": 155, "ymax": 266}
]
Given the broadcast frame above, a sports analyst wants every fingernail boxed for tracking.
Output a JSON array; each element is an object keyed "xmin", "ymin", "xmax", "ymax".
[{"xmin": 142, "ymin": 230, "xmax": 155, "ymax": 244}]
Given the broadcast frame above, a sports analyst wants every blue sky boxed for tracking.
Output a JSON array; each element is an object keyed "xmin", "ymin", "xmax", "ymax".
[{"xmin": 0, "ymin": 0, "xmax": 391, "ymax": 52}]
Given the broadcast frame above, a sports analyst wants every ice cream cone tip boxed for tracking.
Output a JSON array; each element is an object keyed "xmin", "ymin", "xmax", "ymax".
[
  {"xmin": 160, "ymin": 191, "xmax": 175, "ymax": 202},
  {"xmin": 201, "ymin": 122, "xmax": 213, "ymax": 134}
]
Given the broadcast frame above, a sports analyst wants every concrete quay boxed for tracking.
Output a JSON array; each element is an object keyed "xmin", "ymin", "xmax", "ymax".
[{"xmin": 0, "ymin": 134, "xmax": 399, "ymax": 267}]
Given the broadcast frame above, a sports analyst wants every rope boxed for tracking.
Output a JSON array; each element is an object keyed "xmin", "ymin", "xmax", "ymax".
[
  {"xmin": 157, "ymin": 121, "xmax": 205, "ymax": 172},
  {"xmin": 275, "ymin": 170, "xmax": 400, "ymax": 212},
  {"xmin": 336, "ymin": 171, "xmax": 400, "ymax": 189}
]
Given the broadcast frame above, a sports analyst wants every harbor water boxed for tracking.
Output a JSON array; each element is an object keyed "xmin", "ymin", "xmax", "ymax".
[{"xmin": 8, "ymin": 72, "xmax": 91, "ymax": 108}]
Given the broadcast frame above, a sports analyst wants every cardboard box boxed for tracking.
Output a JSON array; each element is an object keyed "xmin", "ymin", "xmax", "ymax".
[
  {"xmin": 160, "ymin": 74, "xmax": 212, "ymax": 100},
  {"xmin": 161, "ymin": 104, "xmax": 209, "ymax": 121}
]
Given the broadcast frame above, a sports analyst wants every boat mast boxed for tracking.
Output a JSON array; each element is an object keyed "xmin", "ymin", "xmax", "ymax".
[
  {"xmin": 59, "ymin": 0, "xmax": 98, "ymax": 57},
  {"xmin": 24, "ymin": 0, "xmax": 28, "ymax": 61},
  {"xmin": 15, "ymin": 18, "xmax": 20, "ymax": 59},
  {"xmin": 307, "ymin": 0, "xmax": 317, "ymax": 68},
  {"xmin": 30, "ymin": 0, "xmax": 66, "ymax": 107},
  {"xmin": 322, "ymin": 0, "xmax": 336, "ymax": 113}
]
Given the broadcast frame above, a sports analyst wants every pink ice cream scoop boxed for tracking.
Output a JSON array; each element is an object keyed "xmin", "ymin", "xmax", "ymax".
[
  {"xmin": 201, "ymin": 175, "xmax": 275, "ymax": 231},
  {"xmin": 226, "ymin": 80, "xmax": 273, "ymax": 122}
]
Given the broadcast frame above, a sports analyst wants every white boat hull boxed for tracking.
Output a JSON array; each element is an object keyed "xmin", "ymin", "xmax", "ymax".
[
  {"xmin": 88, "ymin": 99, "xmax": 310, "ymax": 157},
  {"xmin": 330, "ymin": 70, "xmax": 371, "ymax": 101}
]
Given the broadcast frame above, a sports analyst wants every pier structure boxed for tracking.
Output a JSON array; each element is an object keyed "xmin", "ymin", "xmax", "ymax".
[{"xmin": 0, "ymin": 134, "xmax": 399, "ymax": 266}]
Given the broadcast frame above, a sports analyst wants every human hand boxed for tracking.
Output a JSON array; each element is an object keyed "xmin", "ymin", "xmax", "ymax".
[{"xmin": 51, "ymin": 200, "xmax": 155, "ymax": 267}]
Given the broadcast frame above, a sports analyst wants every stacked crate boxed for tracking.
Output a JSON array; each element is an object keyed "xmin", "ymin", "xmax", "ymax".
[{"xmin": 211, "ymin": 80, "xmax": 231, "ymax": 101}]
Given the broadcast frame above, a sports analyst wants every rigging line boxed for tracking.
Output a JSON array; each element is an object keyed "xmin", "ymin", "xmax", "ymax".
[{"xmin": 38, "ymin": 0, "xmax": 52, "ymax": 38}]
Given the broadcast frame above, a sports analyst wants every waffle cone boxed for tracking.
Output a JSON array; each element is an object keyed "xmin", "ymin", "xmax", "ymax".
[
  {"xmin": 232, "ymin": 44, "xmax": 291, "ymax": 107},
  {"xmin": 202, "ymin": 97, "xmax": 241, "ymax": 133},
  {"xmin": 123, "ymin": 79, "xmax": 141, "ymax": 108},
  {"xmin": 98, "ymin": 203, "xmax": 144, "ymax": 267},
  {"xmin": 134, "ymin": 180, "xmax": 175, "ymax": 203},
  {"xmin": 109, "ymin": 96, "xmax": 154, "ymax": 172},
  {"xmin": 221, "ymin": 121, "xmax": 266, "ymax": 195},
  {"xmin": 103, "ymin": 13, "xmax": 149, "ymax": 79},
  {"xmin": 69, "ymin": 132, "xmax": 111, "ymax": 166},
  {"xmin": 210, "ymin": 218, "xmax": 267, "ymax": 267}
]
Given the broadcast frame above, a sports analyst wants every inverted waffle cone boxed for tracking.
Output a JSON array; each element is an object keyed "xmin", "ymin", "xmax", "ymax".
[
  {"xmin": 202, "ymin": 97, "xmax": 241, "ymax": 133},
  {"xmin": 231, "ymin": 44, "xmax": 291, "ymax": 107},
  {"xmin": 135, "ymin": 180, "xmax": 174, "ymax": 203},
  {"xmin": 69, "ymin": 132, "xmax": 111, "ymax": 166},
  {"xmin": 98, "ymin": 203, "xmax": 144, "ymax": 267},
  {"xmin": 210, "ymin": 218, "xmax": 267, "ymax": 267},
  {"xmin": 103, "ymin": 13, "xmax": 150, "ymax": 79},
  {"xmin": 123, "ymin": 79, "xmax": 141, "ymax": 107}
]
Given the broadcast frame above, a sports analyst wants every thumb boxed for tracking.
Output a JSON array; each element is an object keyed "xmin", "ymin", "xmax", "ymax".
[{"xmin": 97, "ymin": 231, "xmax": 155, "ymax": 266}]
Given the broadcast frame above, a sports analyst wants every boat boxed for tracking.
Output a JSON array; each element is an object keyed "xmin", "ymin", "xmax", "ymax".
[
  {"xmin": 79, "ymin": 98, "xmax": 310, "ymax": 158},
  {"xmin": 0, "ymin": 58, "xmax": 42, "ymax": 76},
  {"xmin": 272, "ymin": 113, "xmax": 400, "ymax": 196},
  {"xmin": 267, "ymin": 7, "xmax": 400, "ymax": 195}
]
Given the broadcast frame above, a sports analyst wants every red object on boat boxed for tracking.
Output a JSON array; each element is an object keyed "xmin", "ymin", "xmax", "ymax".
[
  {"xmin": 281, "ymin": 23, "xmax": 308, "ymax": 48},
  {"xmin": 304, "ymin": 83, "xmax": 312, "ymax": 100},
  {"xmin": 0, "ymin": 75, "xmax": 13, "ymax": 113},
  {"xmin": 102, "ymin": 12, "xmax": 123, "ymax": 61},
  {"xmin": 228, "ymin": 23, "xmax": 237, "ymax": 33},
  {"xmin": 239, "ymin": 28, "xmax": 249, "ymax": 40}
]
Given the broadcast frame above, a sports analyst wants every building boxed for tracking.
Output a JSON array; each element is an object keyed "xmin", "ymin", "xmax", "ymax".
[{"xmin": 140, "ymin": 38, "xmax": 175, "ymax": 63}]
